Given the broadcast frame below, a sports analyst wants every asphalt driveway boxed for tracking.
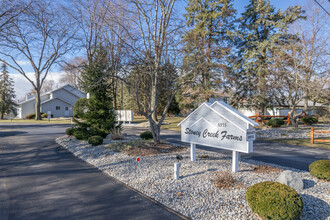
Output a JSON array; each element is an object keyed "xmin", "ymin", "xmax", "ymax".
[
  {"xmin": 123, "ymin": 126, "xmax": 330, "ymax": 171},
  {"xmin": 0, "ymin": 123, "xmax": 185, "ymax": 220}
]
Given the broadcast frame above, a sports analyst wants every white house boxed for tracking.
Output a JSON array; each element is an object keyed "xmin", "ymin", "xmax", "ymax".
[{"xmin": 17, "ymin": 84, "xmax": 86, "ymax": 118}]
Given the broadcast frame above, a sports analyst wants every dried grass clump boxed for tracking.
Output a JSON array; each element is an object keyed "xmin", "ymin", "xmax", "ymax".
[
  {"xmin": 253, "ymin": 165, "xmax": 283, "ymax": 173},
  {"xmin": 198, "ymin": 155, "xmax": 210, "ymax": 159},
  {"xmin": 213, "ymin": 171, "xmax": 237, "ymax": 189}
]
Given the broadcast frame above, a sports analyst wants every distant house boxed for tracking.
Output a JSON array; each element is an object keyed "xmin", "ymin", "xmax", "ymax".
[
  {"xmin": 17, "ymin": 84, "xmax": 86, "ymax": 118},
  {"xmin": 236, "ymin": 100, "xmax": 327, "ymax": 117}
]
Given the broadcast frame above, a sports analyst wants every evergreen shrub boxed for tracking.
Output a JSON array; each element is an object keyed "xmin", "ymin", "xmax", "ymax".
[
  {"xmin": 73, "ymin": 128, "xmax": 89, "ymax": 140},
  {"xmin": 309, "ymin": 160, "xmax": 330, "ymax": 181},
  {"xmin": 246, "ymin": 181, "xmax": 303, "ymax": 220},
  {"xmin": 88, "ymin": 135, "xmax": 103, "ymax": 146},
  {"xmin": 140, "ymin": 131, "xmax": 153, "ymax": 140},
  {"xmin": 301, "ymin": 116, "xmax": 318, "ymax": 125},
  {"xmin": 73, "ymin": 98, "xmax": 88, "ymax": 118},
  {"xmin": 266, "ymin": 118, "xmax": 284, "ymax": 127},
  {"xmin": 65, "ymin": 128, "xmax": 74, "ymax": 135}
]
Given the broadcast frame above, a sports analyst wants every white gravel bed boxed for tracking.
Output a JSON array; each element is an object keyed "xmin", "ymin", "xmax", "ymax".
[
  {"xmin": 256, "ymin": 125, "xmax": 330, "ymax": 139},
  {"xmin": 56, "ymin": 136, "xmax": 330, "ymax": 220}
]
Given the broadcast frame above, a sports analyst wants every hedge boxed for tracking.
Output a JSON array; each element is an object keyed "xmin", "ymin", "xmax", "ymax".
[
  {"xmin": 246, "ymin": 181, "xmax": 303, "ymax": 220},
  {"xmin": 309, "ymin": 160, "xmax": 330, "ymax": 181}
]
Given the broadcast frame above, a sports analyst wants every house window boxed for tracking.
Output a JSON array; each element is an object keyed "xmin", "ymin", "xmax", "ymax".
[
  {"xmin": 56, "ymin": 106, "xmax": 60, "ymax": 110},
  {"xmin": 65, "ymin": 107, "xmax": 69, "ymax": 110}
]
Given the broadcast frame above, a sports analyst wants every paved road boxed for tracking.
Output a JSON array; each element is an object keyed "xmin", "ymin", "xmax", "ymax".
[
  {"xmin": 0, "ymin": 123, "xmax": 185, "ymax": 220},
  {"xmin": 123, "ymin": 126, "xmax": 330, "ymax": 171}
]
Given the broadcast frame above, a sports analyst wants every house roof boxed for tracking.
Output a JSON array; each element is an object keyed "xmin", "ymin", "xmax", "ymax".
[
  {"xmin": 178, "ymin": 101, "xmax": 259, "ymax": 131},
  {"xmin": 18, "ymin": 84, "xmax": 85, "ymax": 105},
  {"xmin": 211, "ymin": 101, "xmax": 259, "ymax": 126},
  {"xmin": 41, "ymin": 97, "xmax": 73, "ymax": 106}
]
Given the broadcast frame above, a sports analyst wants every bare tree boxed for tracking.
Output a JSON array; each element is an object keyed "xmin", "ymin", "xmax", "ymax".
[
  {"xmin": 69, "ymin": 0, "xmax": 110, "ymax": 63},
  {"xmin": 0, "ymin": 0, "xmax": 31, "ymax": 32},
  {"xmin": 296, "ymin": 0, "xmax": 330, "ymax": 110},
  {"xmin": 123, "ymin": 0, "xmax": 181, "ymax": 143},
  {"xmin": 0, "ymin": 1, "xmax": 77, "ymax": 120},
  {"xmin": 60, "ymin": 57, "xmax": 86, "ymax": 90},
  {"xmin": 271, "ymin": 39, "xmax": 306, "ymax": 127}
]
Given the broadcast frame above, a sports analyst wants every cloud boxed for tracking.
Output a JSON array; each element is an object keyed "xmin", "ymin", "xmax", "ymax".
[
  {"xmin": 16, "ymin": 60, "xmax": 30, "ymax": 66},
  {"xmin": 9, "ymin": 71, "xmax": 66, "ymax": 101}
]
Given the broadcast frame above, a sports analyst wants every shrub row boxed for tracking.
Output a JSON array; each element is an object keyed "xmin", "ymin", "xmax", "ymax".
[
  {"xmin": 301, "ymin": 116, "xmax": 318, "ymax": 125},
  {"xmin": 266, "ymin": 118, "xmax": 284, "ymax": 127},
  {"xmin": 26, "ymin": 112, "xmax": 53, "ymax": 119}
]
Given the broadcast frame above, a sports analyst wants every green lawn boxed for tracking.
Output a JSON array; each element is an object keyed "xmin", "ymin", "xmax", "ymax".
[
  {"xmin": 267, "ymin": 138, "xmax": 330, "ymax": 149},
  {"xmin": 133, "ymin": 115, "xmax": 184, "ymax": 131},
  {"xmin": 0, "ymin": 118, "xmax": 72, "ymax": 124}
]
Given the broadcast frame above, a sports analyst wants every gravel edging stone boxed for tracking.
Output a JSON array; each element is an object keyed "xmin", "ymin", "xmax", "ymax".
[{"xmin": 56, "ymin": 136, "xmax": 330, "ymax": 220}]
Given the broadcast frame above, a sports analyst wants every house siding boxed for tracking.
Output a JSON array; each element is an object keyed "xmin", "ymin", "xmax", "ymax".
[
  {"xmin": 18, "ymin": 84, "xmax": 86, "ymax": 118},
  {"xmin": 42, "ymin": 99, "xmax": 73, "ymax": 118},
  {"xmin": 52, "ymin": 88, "xmax": 83, "ymax": 104},
  {"xmin": 20, "ymin": 100, "xmax": 36, "ymax": 118}
]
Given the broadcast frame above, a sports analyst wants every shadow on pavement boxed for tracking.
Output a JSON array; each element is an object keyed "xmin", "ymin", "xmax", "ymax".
[{"xmin": 0, "ymin": 131, "xmax": 27, "ymax": 137}]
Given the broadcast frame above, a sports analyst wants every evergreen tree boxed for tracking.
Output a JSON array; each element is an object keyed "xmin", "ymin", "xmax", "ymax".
[
  {"xmin": 0, "ymin": 64, "xmax": 17, "ymax": 119},
  {"xmin": 182, "ymin": 0, "xmax": 236, "ymax": 107},
  {"xmin": 74, "ymin": 46, "xmax": 116, "ymax": 137},
  {"xmin": 231, "ymin": 0, "xmax": 304, "ymax": 114}
]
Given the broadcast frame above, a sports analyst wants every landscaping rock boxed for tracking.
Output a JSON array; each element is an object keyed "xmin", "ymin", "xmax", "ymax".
[{"xmin": 276, "ymin": 170, "xmax": 304, "ymax": 191}]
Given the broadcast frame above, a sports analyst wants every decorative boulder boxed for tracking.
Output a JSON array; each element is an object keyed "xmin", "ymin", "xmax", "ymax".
[{"xmin": 276, "ymin": 170, "xmax": 304, "ymax": 191}]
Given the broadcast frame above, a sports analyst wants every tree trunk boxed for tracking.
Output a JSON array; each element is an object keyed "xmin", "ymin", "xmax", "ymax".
[
  {"xmin": 259, "ymin": 74, "xmax": 267, "ymax": 115},
  {"xmin": 0, "ymin": 107, "xmax": 4, "ymax": 119},
  {"xmin": 304, "ymin": 95, "xmax": 308, "ymax": 111},
  {"xmin": 149, "ymin": 118, "xmax": 160, "ymax": 144},
  {"xmin": 151, "ymin": 66, "xmax": 159, "ymax": 122},
  {"xmin": 35, "ymin": 89, "xmax": 41, "ymax": 120}
]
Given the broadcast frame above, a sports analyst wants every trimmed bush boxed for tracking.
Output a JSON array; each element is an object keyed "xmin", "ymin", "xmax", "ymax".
[
  {"xmin": 26, "ymin": 112, "xmax": 46, "ymax": 119},
  {"xmin": 88, "ymin": 135, "xmax": 103, "ymax": 146},
  {"xmin": 26, "ymin": 113, "xmax": 36, "ymax": 119},
  {"xmin": 41, "ymin": 113, "xmax": 53, "ymax": 118},
  {"xmin": 140, "ymin": 131, "xmax": 153, "ymax": 140},
  {"xmin": 89, "ymin": 128, "xmax": 108, "ymax": 138},
  {"xmin": 246, "ymin": 181, "xmax": 303, "ymax": 220},
  {"xmin": 266, "ymin": 118, "xmax": 285, "ymax": 127},
  {"xmin": 73, "ymin": 128, "xmax": 89, "ymax": 140},
  {"xmin": 65, "ymin": 128, "xmax": 75, "ymax": 135},
  {"xmin": 301, "ymin": 116, "xmax": 318, "ymax": 125},
  {"xmin": 309, "ymin": 160, "xmax": 330, "ymax": 181}
]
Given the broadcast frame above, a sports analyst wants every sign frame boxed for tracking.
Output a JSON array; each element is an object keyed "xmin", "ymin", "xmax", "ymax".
[{"xmin": 178, "ymin": 101, "xmax": 259, "ymax": 172}]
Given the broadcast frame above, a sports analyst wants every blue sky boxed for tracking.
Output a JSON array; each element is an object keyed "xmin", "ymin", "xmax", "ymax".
[{"xmin": 234, "ymin": 0, "xmax": 298, "ymax": 14}]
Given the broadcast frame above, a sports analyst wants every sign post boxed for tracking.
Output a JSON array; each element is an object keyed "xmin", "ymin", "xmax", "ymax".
[
  {"xmin": 190, "ymin": 143, "xmax": 196, "ymax": 161},
  {"xmin": 178, "ymin": 101, "xmax": 259, "ymax": 172},
  {"xmin": 47, "ymin": 111, "xmax": 51, "ymax": 121}
]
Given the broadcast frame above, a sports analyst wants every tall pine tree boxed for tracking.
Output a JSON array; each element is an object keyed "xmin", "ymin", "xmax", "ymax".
[
  {"xmin": 74, "ymin": 46, "xmax": 116, "ymax": 138},
  {"xmin": 182, "ymin": 0, "xmax": 236, "ymax": 108},
  {"xmin": 231, "ymin": 0, "xmax": 304, "ymax": 114},
  {"xmin": 0, "ymin": 63, "xmax": 17, "ymax": 119}
]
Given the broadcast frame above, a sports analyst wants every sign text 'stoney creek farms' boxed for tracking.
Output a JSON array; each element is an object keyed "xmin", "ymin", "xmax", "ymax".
[{"xmin": 178, "ymin": 101, "xmax": 259, "ymax": 153}]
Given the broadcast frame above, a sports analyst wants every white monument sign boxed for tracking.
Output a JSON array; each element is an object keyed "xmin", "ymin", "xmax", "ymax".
[
  {"xmin": 115, "ymin": 110, "xmax": 134, "ymax": 124},
  {"xmin": 178, "ymin": 101, "xmax": 259, "ymax": 172}
]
